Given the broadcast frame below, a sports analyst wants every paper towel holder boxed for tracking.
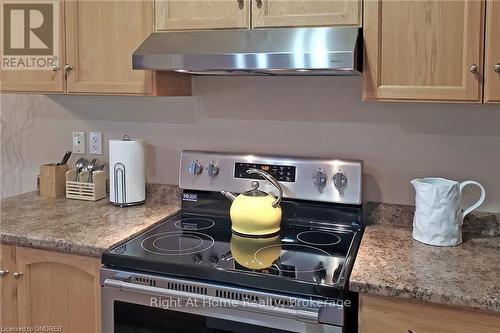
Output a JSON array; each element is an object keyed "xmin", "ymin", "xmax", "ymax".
[{"xmin": 109, "ymin": 135, "xmax": 146, "ymax": 207}]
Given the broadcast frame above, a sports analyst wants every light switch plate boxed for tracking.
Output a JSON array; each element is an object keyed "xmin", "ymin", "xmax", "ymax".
[
  {"xmin": 72, "ymin": 131, "xmax": 85, "ymax": 154},
  {"xmin": 89, "ymin": 132, "xmax": 102, "ymax": 155}
]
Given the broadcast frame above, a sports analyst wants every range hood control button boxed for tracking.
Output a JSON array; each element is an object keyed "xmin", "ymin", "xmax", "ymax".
[{"xmin": 189, "ymin": 161, "xmax": 203, "ymax": 175}]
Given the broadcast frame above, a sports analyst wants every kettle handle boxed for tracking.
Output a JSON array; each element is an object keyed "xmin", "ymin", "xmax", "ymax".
[
  {"xmin": 247, "ymin": 168, "xmax": 283, "ymax": 208},
  {"xmin": 459, "ymin": 180, "xmax": 486, "ymax": 221}
]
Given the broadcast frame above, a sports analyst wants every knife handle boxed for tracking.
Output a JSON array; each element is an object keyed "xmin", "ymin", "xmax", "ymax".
[{"xmin": 59, "ymin": 151, "xmax": 72, "ymax": 166}]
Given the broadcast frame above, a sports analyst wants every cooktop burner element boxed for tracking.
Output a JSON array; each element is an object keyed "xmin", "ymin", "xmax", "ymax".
[
  {"xmin": 140, "ymin": 231, "xmax": 215, "ymax": 255},
  {"xmin": 174, "ymin": 217, "xmax": 215, "ymax": 231},
  {"xmin": 296, "ymin": 230, "xmax": 342, "ymax": 246}
]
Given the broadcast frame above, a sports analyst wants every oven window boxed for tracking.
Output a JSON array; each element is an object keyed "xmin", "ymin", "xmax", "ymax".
[{"xmin": 114, "ymin": 301, "xmax": 293, "ymax": 333}]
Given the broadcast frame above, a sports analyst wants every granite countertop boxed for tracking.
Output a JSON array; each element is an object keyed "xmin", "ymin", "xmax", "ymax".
[
  {"xmin": 0, "ymin": 185, "xmax": 181, "ymax": 257},
  {"xmin": 350, "ymin": 203, "xmax": 500, "ymax": 314}
]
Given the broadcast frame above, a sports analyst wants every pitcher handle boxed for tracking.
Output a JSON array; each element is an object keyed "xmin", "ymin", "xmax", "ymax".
[{"xmin": 459, "ymin": 180, "xmax": 486, "ymax": 221}]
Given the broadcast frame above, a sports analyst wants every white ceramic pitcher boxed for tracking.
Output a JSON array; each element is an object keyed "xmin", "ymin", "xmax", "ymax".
[{"xmin": 410, "ymin": 178, "xmax": 485, "ymax": 246}]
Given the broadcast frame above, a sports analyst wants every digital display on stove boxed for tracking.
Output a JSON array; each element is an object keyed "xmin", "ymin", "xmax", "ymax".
[{"xmin": 234, "ymin": 162, "xmax": 296, "ymax": 182}]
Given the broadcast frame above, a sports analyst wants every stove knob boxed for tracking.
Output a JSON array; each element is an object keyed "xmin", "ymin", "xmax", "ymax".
[
  {"xmin": 206, "ymin": 162, "xmax": 219, "ymax": 177},
  {"xmin": 312, "ymin": 170, "xmax": 327, "ymax": 188},
  {"xmin": 208, "ymin": 255, "xmax": 219, "ymax": 267},
  {"xmin": 193, "ymin": 254, "xmax": 203, "ymax": 264},
  {"xmin": 189, "ymin": 161, "xmax": 203, "ymax": 175},
  {"xmin": 333, "ymin": 172, "xmax": 348, "ymax": 189}
]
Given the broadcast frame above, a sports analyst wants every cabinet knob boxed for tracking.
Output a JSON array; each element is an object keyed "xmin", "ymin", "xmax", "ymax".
[
  {"xmin": 237, "ymin": 0, "xmax": 244, "ymax": 9},
  {"xmin": 255, "ymin": 0, "xmax": 262, "ymax": 8},
  {"xmin": 64, "ymin": 64, "xmax": 73, "ymax": 72},
  {"xmin": 469, "ymin": 64, "xmax": 478, "ymax": 74},
  {"xmin": 51, "ymin": 64, "xmax": 60, "ymax": 72},
  {"xmin": 13, "ymin": 272, "xmax": 23, "ymax": 279},
  {"xmin": 494, "ymin": 63, "xmax": 500, "ymax": 73},
  {"xmin": 0, "ymin": 270, "xmax": 9, "ymax": 277}
]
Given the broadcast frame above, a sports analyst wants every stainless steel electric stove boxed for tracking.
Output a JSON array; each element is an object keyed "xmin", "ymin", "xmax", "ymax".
[{"xmin": 101, "ymin": 151, "xmax": 364, "ymax": 333}]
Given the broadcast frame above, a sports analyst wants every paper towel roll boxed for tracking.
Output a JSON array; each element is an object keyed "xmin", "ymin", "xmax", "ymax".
[{"xmin": 109, "ymin": 137, "xmax": 146, "ymax": 206}]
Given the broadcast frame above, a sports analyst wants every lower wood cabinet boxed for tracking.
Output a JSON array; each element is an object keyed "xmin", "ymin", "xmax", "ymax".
[
  {"xmin": 359, "ymin": 295, "xmax": 500, "ymax": 333},
  {"xmin": 0, "ymin": 244, "xmax": 101, "ymax": 333},
  {"xmin": 0, "ymin": 245, "xmax": 17, "ymax": 327}
]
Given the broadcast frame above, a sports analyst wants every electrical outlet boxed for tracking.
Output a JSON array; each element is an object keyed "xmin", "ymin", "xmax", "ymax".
[
  {"xmin": 72, "ymin": 131, "xmax": 85, "ymax": 154},
  {"xmin": 89, "ymin": 132, "xmax": 103, "ymax": 155}
]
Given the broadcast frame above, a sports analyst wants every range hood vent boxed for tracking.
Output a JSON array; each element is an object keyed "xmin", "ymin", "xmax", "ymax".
[{"xmin": 132, "ymin": 27, "xmax": 362, "ymax": 76}]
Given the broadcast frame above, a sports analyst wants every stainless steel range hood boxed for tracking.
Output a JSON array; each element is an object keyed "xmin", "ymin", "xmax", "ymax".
[{"xmin": 132, "ymin": 27, "xmax": 362, "ymax": 76}]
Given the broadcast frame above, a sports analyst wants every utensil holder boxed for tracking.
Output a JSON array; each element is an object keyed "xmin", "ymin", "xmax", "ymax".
[
  {"xmin": 65, "ymin": 169, "xmax": 106, "ymax": 201},
  {"xmin": 40, "ymin": 163, "xmax": 67, "ymax": 198}
]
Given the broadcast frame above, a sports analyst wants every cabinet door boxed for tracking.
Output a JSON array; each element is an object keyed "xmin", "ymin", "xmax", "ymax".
[
  {"xmin": 0, "ymin": 0, "xmax": 65, "ymax": 93},
  {"xmin": 359, "ymin": 295, "xmax": 500, "ymax": 333},
  {"xmin": 0, "ymin": 245, "xmax": 17, "ymax": 328},
  {"xmin": 252, "ymin": 0, "xmax": 360, "ymax": 28},
  {"xmin": 485, "ymin": 0, "xmax": 500, "ymax": 103},
  {"xmin": 156, "ymin": 0, "xmax": 250, "ymax": 31},
  {"xmin": 16, "ymin": 247, "xmax": 101, "ymax": 333},
  {"xmin": 363, "ymin": 0, "xmax": 484, "ymax": 102},
  {"xmin": 65, "ymin": 0, "xmax": 154, "ymax": 94}
]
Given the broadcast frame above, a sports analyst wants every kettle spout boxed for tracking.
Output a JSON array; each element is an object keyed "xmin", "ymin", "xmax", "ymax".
[{"xmin": 221, "ymin": 191, "xmax": 237, "ymax": 202}]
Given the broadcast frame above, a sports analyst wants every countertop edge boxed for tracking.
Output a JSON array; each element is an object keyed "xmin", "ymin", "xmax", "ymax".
[
  {"xmin": 0, "ymin": 209, "xmax": 181, "ymax": 258},
  {"xmin": 349, "ymin": 280, "xmax": 500, "ymax": 314},
  {"xmin": 349, "ymin": 222, "xmax": 500, "ymax": 314}
]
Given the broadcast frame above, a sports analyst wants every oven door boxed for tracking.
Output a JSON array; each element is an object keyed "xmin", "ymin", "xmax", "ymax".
[{"xmin": 101, "ymin": 269, "xmax": 344, "ymax": 333}]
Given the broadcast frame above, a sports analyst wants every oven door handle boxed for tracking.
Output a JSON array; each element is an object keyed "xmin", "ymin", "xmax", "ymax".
[{"xmin": 104, "ymin": 278, "xmax": 320, "ymax": 323}]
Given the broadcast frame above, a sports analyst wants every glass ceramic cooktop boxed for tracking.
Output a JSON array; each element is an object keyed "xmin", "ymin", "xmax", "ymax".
[{"xmin": 104, "ymin": 212, "xmax": 357, "ymax": 295}]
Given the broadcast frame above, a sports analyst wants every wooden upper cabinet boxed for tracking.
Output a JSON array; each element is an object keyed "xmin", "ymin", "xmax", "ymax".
[
  {"xmin": 485, "ymin": 0, "xmax": 500, "ymax": 103},
  {"xmin": 156, "ymin": 0, "xmax": 250, "ymax": 31},
  {"xmin": 363, "ymin": 0, "xmax": 485, "ymax": 102},
  {"xmin": 0, "ymin": 245, "xmax": 17, "ymax": 328},
  {"xmin": 359, "ymin": 295, "xmax": 500, "ymax": 333},
  {"xmin": 252, "ymin": 0, "xmax": 360, "ymax": 28},
  {"xmin": 15, "ymin": 247, "xmax": 101, "ymax": 333},
  {"xmin": 65, "ymin": 0, "xmax": 154, "ymax": 94},
  {"xmin": 0, "ymin": 0, "xmax": 65, "ymax": 93}
]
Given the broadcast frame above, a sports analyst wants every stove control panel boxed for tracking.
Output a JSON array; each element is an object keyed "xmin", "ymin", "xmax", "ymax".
[
  {"xmin": 234, "ymin": 162, "xmax": 296, "ymax": 182},
  {"xmin": 179, "ymin": 150, "xmax": 362, "ymax": 205}
]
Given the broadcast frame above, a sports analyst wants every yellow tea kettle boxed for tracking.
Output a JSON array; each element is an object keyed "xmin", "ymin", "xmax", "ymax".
[{"xmin": 221, "ymin": 168, "xmax": 283, "ymax": 236}]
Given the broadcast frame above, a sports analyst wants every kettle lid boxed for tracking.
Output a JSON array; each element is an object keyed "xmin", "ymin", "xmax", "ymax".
[{"xmin": 242, "ymin": 181, "xmax": 268, "ymax": 197}]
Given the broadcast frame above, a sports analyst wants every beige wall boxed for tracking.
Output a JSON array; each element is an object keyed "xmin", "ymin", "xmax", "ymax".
[{"xmin": 1, "ymin": 76, "xmax": 500, "ymax": 212}]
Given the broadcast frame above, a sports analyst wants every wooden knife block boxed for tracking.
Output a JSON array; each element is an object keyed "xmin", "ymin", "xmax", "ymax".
[{"xmin": 40, "ymin": 163, "xmax": 67, "ymax": 198}]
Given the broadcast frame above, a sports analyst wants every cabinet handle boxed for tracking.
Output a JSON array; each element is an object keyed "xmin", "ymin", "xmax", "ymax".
[
  {"xmin": 494, "ymin": 63, "xmax": 500, "ymax": 73},
  {"xmin": 0, "ymin": 270, "xmax": 8, "ymax": 276},
  {"xmin": 408, "ymin": 330, "xmax": 416, "ymax": 333},
  {"xmin": 255, "ymin": 0, "xmax": 262, "ymax": 8},
  {"xmin": 237, "ymin": 0, "xmax": 244, "ymax": 9},
  {"xmin": 469, "ymin": 64, "xmax": 478, "ymax": 74},
  {"xmin": 13, "ymin": 272, "xmax": 23, "ymax": 279},
  {"xmin": 51, "ymin": 64, "xmax": 60, "ymax": 72},
  {"xmin": 64, "ymin": 64, "xmax": 73, "ymax": 72}
]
